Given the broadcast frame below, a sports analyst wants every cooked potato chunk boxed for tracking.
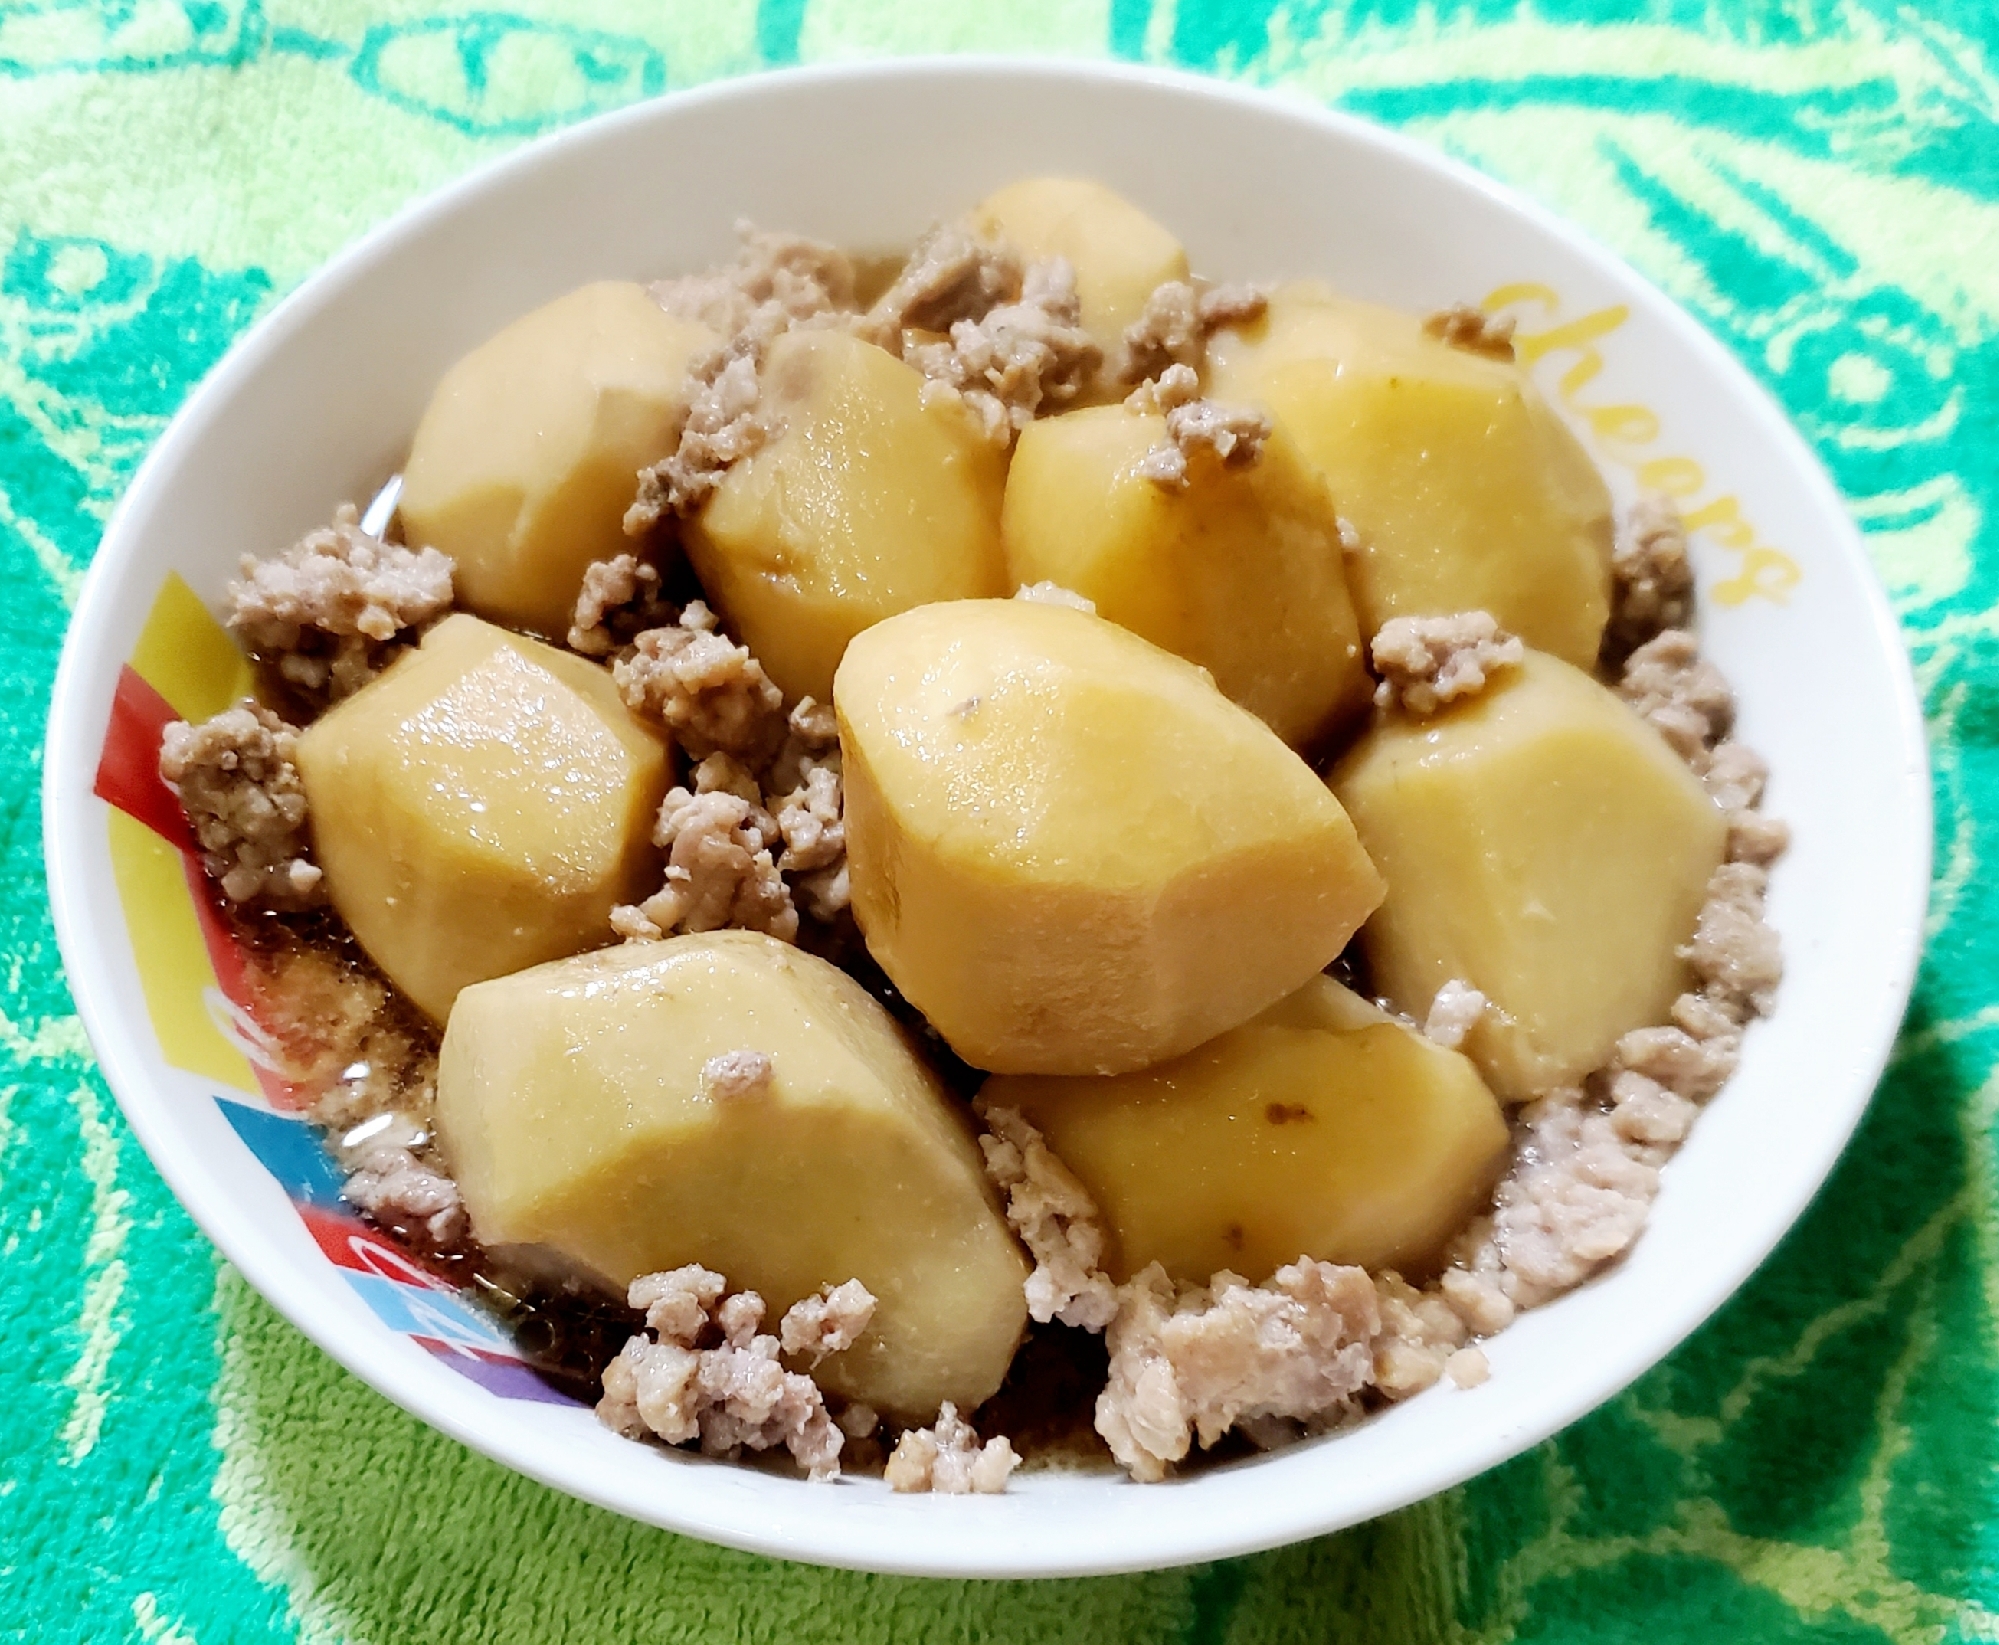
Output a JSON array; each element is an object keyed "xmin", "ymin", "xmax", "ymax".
[
  {"xmin": 1002, "ymin": 404, "xmax": 1368, "ymax": 749},
  {"xmin": 399, "ymin": 282, "xmax": 716, "ymax": 638},
  {"xmin": 836, "ymin": 598, "xmax": 1384, "ymax": 1077},
  {"xmin": 684, "ymin": 327, "xmax": 1008, "ymax": 703},
  {"xmin": 971, "ymin": 177, "xmax": 1189, "ymax": 363},
  {"xmin": 1331, "ymin": 651, "xmax": 1727, "ymax": 1100},
  {"xmin": 984, "ymin": 976, "xmax": 1509, "ymax": 1282},
  {"xmin": 435, "ymin": 932, "xmax": 1030, "ymax": 1418},
  {"xmin": 295, "ymin": 614, "xmax": 667, "ymax": 1021},
  {"xmin": 1207, "ymin": 282, "xmax": 1613, "ymax": 666}
]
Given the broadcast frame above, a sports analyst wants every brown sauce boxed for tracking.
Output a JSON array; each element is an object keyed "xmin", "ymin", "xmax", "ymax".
[{"xmin": 228, "ymin": 908, "xmax": 650, "ymax": 1403}]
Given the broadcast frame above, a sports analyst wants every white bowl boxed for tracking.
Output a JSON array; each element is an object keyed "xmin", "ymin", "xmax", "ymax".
[{"xmin": 43, "ymin": 58, "xmax": 1930, "ymax": 1578}]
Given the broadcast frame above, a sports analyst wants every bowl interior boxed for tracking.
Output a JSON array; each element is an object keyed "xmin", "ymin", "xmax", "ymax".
[{"xmin": 43, "ymin": 60, "xmax": 1930, "ymax": 1578}]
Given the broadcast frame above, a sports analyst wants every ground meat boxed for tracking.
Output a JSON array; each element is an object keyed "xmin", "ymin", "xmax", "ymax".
[
  {"xmin": 1014, "ymin": 581, "xmax": 1097, "ymax": 613},
  {"xmin": 1681, "ymin": 862, "xmax": 1783, "ymax": 1020},
  {"xmin": 778, "ymin": 1280, "xmax": 878, "ymax": 1364},
  {"xmin": 965, "ymin": 1108, "xmax": 1506, "ymax": 1481},
  {"xmin": 1371, "ymin": 611, "xmax": 1525, "ymax": 716},
  {"xmin": 1119, "ymin": 278, "xmax": 1268, "ymax": 384},
  {"xmin": 760, "ymin": 699, "xmax": 850, "ymax": 922},
  {"xmin": 1728, "ymin": 809, "xmax": 1792, "ymax": 866},
  {"xmin": 1672, "ymin": 988, "xmax": 1743, "ymax": 1044},
  {"xmin": 700, "ymin": 1049, "xmax": 774, "ymax": 1101},
  {"xmin": 340, "ymin": 1130, "xmax": 467, "ymax": 1249},
  {"xmin": 975, "ymin": 996, "xmax": 1775, "ymax": 1482},
  {"xmin": 1604, "ymin": 1069, "xmax": 1698, "ymax": 1148},
  {"xmin": 1445, "ymin": 1347, "xmax": 1490, "ymax": 1388},
  {"xmin": 772, "ymin": 763, "xmax": 843, "ymax": 874},
  {"xmin": 1614, "ymin": 631, "xmax": 1789, "ymax": 1027},
  {"xmin": 626, "ymin": 329, "xmax": 777, "ymax": 531},
  {"xmin": 681, "ymin": 749, "xmax": 782, "ymax": 830},
  {"xmin": 159, "ymin": 704, "xmax": 323, "ymax": 908},
  {"xmin": 1458, "ymin": 1020, "xmax": 1767, "ymax": 1316},
  {"xmin": 1371, "ymin": 1271, "xmax": 1471, "ymax": 1399},
  {"xmin": 1606, "ymin": 494, "xmax": 1696, "ymax": 660},
  {"xmin": 1704, "ymin": 739, "xmax": 1769, "ymax": 813},
  {"xmin": 631, "ymin": 1265, "xmax": 727, "ymax": 1345},
  {"xmin": 612, "ymin": 785, "xmax": 797, "ymax": 944},
  {"xmin": 611, "ymin": 673, "xmax": 846, "ymax": 940},
  {"xmin": 1095, "ymin": 1260, "xmax": 1379, "ymax": 1482},
  {"xmin": 790, "ymin": 863, "xmax": 851, "ymax": 925},
  {"xmin": 1617, "ymin": 629, "xmax": 1733, "ymax": 769},
  {"xmin": 1195, "ymin": 283, "xmax": 1270, "ymax": 334},
  {"xmin": 1421, "ymin": 303, "xmax": 1517, "ymax": 361},
  {"xmin": 858, "ymin": 222, "xmax": 1023, "ymax": 348},
  {"xmin": 630, "ymin": 228, "xmax": 866, "ymax": 534},
  {"xmin": 1611, "ymin": 624, "xmax": 1787, "ymax": 1036},
  {"xmin": 687, "ymin": 749, "xmax": 765, "ymax": 808},
  {"xmin": 228, "ymin": 503, "xmax": 453, "ymax": 706},
  {"xmin": 1124, "ymin": 361, "xmax": 1202, "ymax": 417},
  {"xmin": 1437, "ymin": 1221, "xmax": 1517, "ymax": 1335},
  {"xmin": 1119, "ymin": 281, "xmax": 1203, "ymax": 382},
  {"xmin": 1135, "ymin": 449, "xmax": 1191, "ymax": 495},
  {"xmin": 1154, "ymin": 398, "xmax": 1271, "ymax": 478},
  {"xmin": 975, "ymin": 1105, "xmax": 1121, "ymax": 1332},
  {"xmin": 568, "ymin": 555, "xmax": 674, "ymax": 657},
  {"xmin": 885, "ymin": 1402, "xmax": 1020, "ymax": 1494},
  {"xmin": 613, "ymin": 602, "xmax": 786, "ymax": 762},
  {"xmin": 597, "ymin": 1266, "xmax": 847, "ymax": 1480},
  {"xmin": 1489, "ymin": 1088, "xmax": 1661, "ymax": 1308},
  {"xmin": 907, "ymin": 259, "xmax": 1101, "ymax": 446},
  {"xmin": 771, "ymin": 764, "xmax": 847, "ymax": 923},
  {"xmin": 763, "ymin": 695, "xmax": 838, "ymax": 795},
  {"xmin": 786, "ymin": 694, "xmax": 838, "ymax": 750},
  {"xmin": 1128, "ymin": 370, "xmax": 1272, "ymax": 492},
  {"xmin": 1422, "ymin": 980, "xmax": 1487, "ymax": 1050},
  {"xmin": 651, "ymin": 222, "xmax": 857, "ymax": 336},
  {"xmin": 1614, "ymin": 1022, "xmax": 1736, "ymax": 1102},
  {"xmin": 652, "ymin": 267, "xmax": 773, "ymax": 335}
]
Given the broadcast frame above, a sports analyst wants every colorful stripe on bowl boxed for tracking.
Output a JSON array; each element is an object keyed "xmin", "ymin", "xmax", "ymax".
[{"xmin": 94, "ymin": 572, "xmax": 582, "ymax": 1408}]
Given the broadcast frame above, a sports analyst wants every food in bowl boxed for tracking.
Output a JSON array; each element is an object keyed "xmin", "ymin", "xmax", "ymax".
[{"xmin": 151, "ymin": 176, "xmax": 1785, "ymax": 1493}]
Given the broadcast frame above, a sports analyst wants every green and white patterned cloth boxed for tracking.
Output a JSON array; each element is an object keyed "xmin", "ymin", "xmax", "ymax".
[{"xmin": 3, "ymin": 2, "xmax": 1995, "ymax": 1639}]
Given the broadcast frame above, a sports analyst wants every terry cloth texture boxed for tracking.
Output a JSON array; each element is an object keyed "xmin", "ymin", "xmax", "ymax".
[{"xmin": 3, "ymin": 3, "xmax": 1998, "ymax": 1641}]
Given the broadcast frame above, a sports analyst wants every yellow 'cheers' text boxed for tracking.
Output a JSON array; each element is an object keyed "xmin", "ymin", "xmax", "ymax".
[{"xmin": 1484, "ymin": 283, "xmax": 1803, "ymax": 606}]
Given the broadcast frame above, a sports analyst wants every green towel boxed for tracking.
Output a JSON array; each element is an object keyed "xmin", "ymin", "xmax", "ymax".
[{"xmin": 4, "ymin": 2, "xmax": 1995, "ymax": 1639}]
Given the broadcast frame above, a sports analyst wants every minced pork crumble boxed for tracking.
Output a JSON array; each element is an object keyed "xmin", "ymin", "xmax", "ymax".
[
  {"xmin": 567, "ymin": 553, "xmax": 674, "ymax": 657},
  {"xmin": 596, "ymin": 1266, "xmax": 875, "ymax": 1479},
  {"xmin": 651, "ymin": 222, "xmax": 859, "ymax": 339},
  {"xmin": 1423, "ymin": 302, "xmax": 1519, "ymax": 362},
  {"xmin": 228, "ymin": 501, "xmax": 454, "ymax": 706},
  {"xmin": 1369, "ymin": 611, "xmax": 1525, "ymax": 716},
  {"xmin": 605, "ymin": 675, "xmax": 850, "ymax": 942},
  {"xmin": 1125, "ymin": 363, "xmax": 1273, "ymax": 492},
  {"xmin": 1119, "ymin": 278, "xmax": 1269, "ymax": 386},
  {"xmin": 156, "ymin": 213, "xmax": 1787, "ymax": 1494},
  {"xmin": 611, "ymin": 600, "xmax": 785, "ymax": 762},
  {"xmin": 1422, "ymin": 979, "xmax": 1489, "ymax": 1051},
  {"xmin": 857, "ymin": 221, "xmax": 1024, "ymax": 347},
  {"xmin": 1605, "ymin": 493, "xmax": 1697, "ymax": 662},
  {"xmin": 159, "ymin": 705, "xmax": 322, "ymax": 909},
  {"xmin": 885, "ymin": 1402, "xmax": 1021, "ymax": 1494},
  {"xmin": 903, "ymin": 258, "xmax": 1101, "ymax": 448}
]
